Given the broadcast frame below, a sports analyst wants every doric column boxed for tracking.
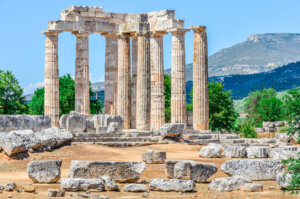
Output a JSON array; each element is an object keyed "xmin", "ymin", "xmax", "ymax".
[
  {"xmin": 190, "ymin": 26, "xmax": 209, "ymax": 130},
  {"xmin": 131, "ymin": 36, "xmax": 138, "ymax": 129},
  {"xmin": 102, "ymin": 33, "xmax": 118, "ymax": 115},
  {"xmin": 73, "ymin": 32, "xmax": 90, "ymax": 115},
  {"xmin": 169, "ymin": 29, "xmax": 189, "ymax": 127},
  {"xmin": 136, "ymin": 31, "xmax": 151, "ymax": 130},
  {"xmin": 117, "ymin": 33, "xmax": 131, "ymax": 129},
  {"xmin": 42, "ymin": 31, "xmax": 60, "ymax": 127},
  {"xmin": 150, "ymin": 32, "xmax": 166, "ymax": 130}
]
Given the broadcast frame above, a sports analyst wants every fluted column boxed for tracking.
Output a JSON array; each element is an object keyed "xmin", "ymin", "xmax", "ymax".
[
  {"xmin": 43, "ymin": 31, "xmax": 60, "ymax": 127},
  {"xmin": 191, "ymin": 26, "xmax": 209, "ymax": 130},
  {"xmin": 169, "ymin": 29, "xmax": 189, "ymax": 127},
  {"xmin": 117, "ymin": 33, "xmax": 131, "ymax": 129},
  {"xmin": 150, "ymin": 32, "xmax": 166, "ymax": 130},
  {"xmin": 136, "ymin": 31, "xmax": 151, "ymax": 130},
  {"xmin": 131, "ymin": 36, "xmax": 138, "ymax": 129},
  {"xmin": 103, "ymin": 33, "xmax": 118, "ymax": 115},
  {"xmin": 73, "ymin": 32, "xmax": 90, "ymax": 115}
]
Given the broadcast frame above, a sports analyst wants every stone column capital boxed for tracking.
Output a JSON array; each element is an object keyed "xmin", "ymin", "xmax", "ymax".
[
  {"xmin": 135, "ymin": 31, "xmax": 152, "ymax": 37},
  {"xmin": 41, "ymin": 30, "xmax": 61, "ymax": 36},
  {"xmin": 151, "ymin": 31, "xmax": 167, "ymax": 38},
  {"xmin": 189, "ymin": 26, "xmax": 207, "ymax": 33},
  {"xmin": 167, "ymin": 28, "xmax": 190, "ymax": 35},
  {"xmin": 101, "ymin": 32, "xmax": 118, "ymax": 38},
  {"xmin": 117, "ymin": 32, "xmax": 131, "ymax": 39},
  {"xmin": 72, "ymin": 31, "xmax": 91, "ymax": 37}
]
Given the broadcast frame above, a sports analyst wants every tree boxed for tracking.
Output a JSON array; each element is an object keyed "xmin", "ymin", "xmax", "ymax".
[
  {"xmin": 244, "ymin": 88, "xmax": 278, "ymax": 126},
  {"xmin": 283, "ymin": 88, "xmax": 300, "ymax": 141},
  {"xmin": 164, "ymin": 74, "xmax": 171, "ymax": 122},
  {"xmin": 257, "ymin": 97, "xmax": 283, "ymax": 122},
  {"xmin": 208, "ymin": 80, "xmax": 238, "ymax": 131},
  {"xmin": 29, "ymin": 74, "xmax": 103, "ymax": 115},
  {"xmin": 0, "ymin": 70, "xmax": 27, "ymax": 114}
]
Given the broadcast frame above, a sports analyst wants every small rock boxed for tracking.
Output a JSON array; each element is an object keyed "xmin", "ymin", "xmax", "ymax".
[
  {"xmin": 269, "ymin": 186, "xmax": 275, "ymax": 189},
  {"xmin": 8, "ymin": 195, "xmax": 13, "ymax": 198},
  {"xmin": 4, "ymin": 183, "xmax": 16, "ymax": 191},
  {"xmin": 23, "ymin": 185, "xmax": 35, "ymax": 193},
  {"xmin": 142, "ymin": 192, "xmax": 149, "ymax": 197},
  {"xmin": 16, "ymin": 188, "xmax": 23, "ymax": 193},
  {"xmin": 28, "ymin": 148, "xmax": 34, "ymax": 153},
  {"xmin": 123, "ymin": 184, "xmax": 147, "ymax": 192},
  {"xmin": 47, "ymin": 189, "xmax": 65, "ymax": 197},
  {"xmin": 78, "ymin": 193, "xmax": 90, "ymax": 198}
]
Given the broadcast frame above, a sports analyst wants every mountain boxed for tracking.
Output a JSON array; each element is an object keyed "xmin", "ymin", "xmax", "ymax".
[{"xmin": 165, "ymin": 33, "xmax": 300, "ymax": 81}]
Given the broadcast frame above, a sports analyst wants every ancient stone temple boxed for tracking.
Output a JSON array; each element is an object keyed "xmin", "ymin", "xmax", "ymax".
[{"xmin": 42, "ymin": 6, "xmax": 209, "ymax": 131}]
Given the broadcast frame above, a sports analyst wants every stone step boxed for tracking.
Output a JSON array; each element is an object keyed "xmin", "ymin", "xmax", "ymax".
[
  {"xmin": 183, "ymin": 139, "xmax": 220, "ymax": 145},
  {"xmin": 183, "ymin": 134, "xmax": 214, "ymax": 140},
  {"xmin": 73, "ymin": 136, "xmax": 161, "ymax": 143},
  {"xmin": 73, "ymin": 133, "xmax": 124, "ymax": 138},
  {"xmin": 72, "ymin": 142, "xmax": 156, "ymax": 147}
]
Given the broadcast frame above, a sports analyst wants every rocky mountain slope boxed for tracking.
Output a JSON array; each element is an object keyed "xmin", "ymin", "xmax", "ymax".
[{"xmin": 166, "ymin": 33, "xmax": 300, "ymax": 81}]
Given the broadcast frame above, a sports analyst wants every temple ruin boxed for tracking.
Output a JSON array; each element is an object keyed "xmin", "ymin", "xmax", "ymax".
[{"xmin": 42, "ymin": 6, "xmax": 209, "ymax": 131}]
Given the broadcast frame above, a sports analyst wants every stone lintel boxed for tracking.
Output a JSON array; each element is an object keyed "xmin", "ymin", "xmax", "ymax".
[
  {"xmin": 101, "ymin": 32, "xmax": 118, "ymax": 38},
  {"xmin": 125, "ymin": 14, "xmax": 148, "ymax": 23},
  {"xmin": 119, "ymin": 22, "xmax": 149, "ymax": 34},
  {"xmin": 147, "ymin": 10, "xmax": 175, "ymax": 19},
  {"xmin": 167, "ymin": 28, "xmax": 190, "ymax": 34},
  {"xmin": 189, "ymin": 26, "xmax": 206, "ymax": 32},
  {"xmin": 72, "ymin": 31, "xmax": 91, "ymax": 37},
  {"xmin": 41, "ymin": 30, "xmax": 61, "ymax": 36}
]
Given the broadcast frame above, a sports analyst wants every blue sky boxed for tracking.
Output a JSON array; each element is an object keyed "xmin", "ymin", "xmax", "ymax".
[{"xmin": 1, "ymin": 0, "xmax": 300, "ymax": 94}]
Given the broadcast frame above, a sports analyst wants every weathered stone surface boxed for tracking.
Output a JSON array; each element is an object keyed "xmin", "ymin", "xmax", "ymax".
[
  {"xmin": 224, "ymin": 145, "xmax": 246, "ymax": 158},
  {"xmin": 59, "ymin": 114, "xmax": 68, "ymax": 129},
  {"xmin": 107, "ymin": 122, "xmax": 121, "ymax": 133},
  {"xmin": 4, "ymin": 183, "xmax": 17, "ymax": 191},
  {"xmin": 199, "ymin": 143, "xmax": 221, "ymax": 158},
  {"xmin": 69, "ymin": 161, "xmax": 146, "ymax": 183},
  {"xmin": 221, "ymin": 159, "xmax": 284, "ymax": 180},
  {"xmin": 36, "ymin": 127, "xmax": 73, "ymax": 148},
  {"xmin": 255, "ymin": 128, "xmax": 265, "ymax": 133},
  {"xmin": 159, "ymin": 123, "xmax": 184, "ymax": 138},
  {"xmin": 101, "ymin": 175, "xmax": 119, "ymax": 191},
  {"xmin": 149, "ymin": 179, "xmax": 195, "ymax": 192},
  {"xmin": 23, "ymin": 185, "xmax": 35, "ymax": 193},
  {"xmin": 2, "ymin": 130, "xmax": 41, "ymax": 156},
  {"xmin": 142, "ymin": 150, "xmax": 166, "ymax": 164},
  {"xmin": 0, "ymin": 115, "xmax": 51, "ymax": 132},
  {"xmin": 276, "ymin": 173, "xmax": 293, "ymax": 189},
  {"xmin": 165, "ymin": 160, "xmax": 217, "ymax": 182},
  {"xmin": 270, "ymin": 146, "xmax": 299, "ymax": 160},
  {"xmin": 275, "ymin": 133, "xmax": 290, "ymax": 142},
  {"xmin": 208, "ymin": 176, "xmax": 252, "ymax": 192},
  {"xmin": 60, "ymin": 178, "xmax": 105, "ymax": 191},
  {"xmin": 27, "ymin": 160, "xmax": 62, "ymax": 183},
  {"xmin": 246, "ymin": 146, "xmax": 270, "ymax": 158},
  {"xmin": 47, "ymin": 189, "xmax": 65, "ymax": 197},
  {"xmin": 123, "ymin": 184, "xmax": 147, "ymax": 192},
  {"xmin": 240, "ymin": 183, "xmax": 263, "ymax": 192},
  {"xmin": 66, "ymin": 114, "xmax": 87, "ymax": 133}
]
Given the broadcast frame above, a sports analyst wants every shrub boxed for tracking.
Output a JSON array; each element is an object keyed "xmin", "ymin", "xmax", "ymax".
[
  {"xmin": 234, "ymin": 118, "xmax": 257, "ymax": 138},
  {"xmin": 282, "ymin": 153, "xmax": 300, "ymax": 194}
]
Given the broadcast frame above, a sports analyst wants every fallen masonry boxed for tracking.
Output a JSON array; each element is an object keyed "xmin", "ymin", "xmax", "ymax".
[
  {"xmin": 142, "ymin": 150, "xmax": 166, "ymax": 164},
  {"xmin": 60, "ymin": 178, "xmax": 105, "ymax": 191},
  {"xmin": 199, "ymin": 143, "xmax": 221, "ymax": 158},
  {"xmin": 165, "ymin": 160, "xmax": 217, "ymax": 182},
  {"xmin": 209, "ymin": 176, "xmax": 253, "ymax": 192},
  {"xmin": 149, "ymin": 179, "xmax": 195, "ymax": 192},
  {"xmin": 123, "ymin": 184, "xmax": 148, "ymax": 192},
  {"xmin": 69, "ymin": 161, "xmax": 146, "ymax": 183},
  {"xmin": 27, "ymin": 160, "xmax": 62, "ymax": 183}
]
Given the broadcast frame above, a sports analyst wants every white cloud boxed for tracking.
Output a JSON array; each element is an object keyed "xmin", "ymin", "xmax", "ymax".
[{"xmin": 24, "ymin": 81, "xmax": 44, "ymax": 94}]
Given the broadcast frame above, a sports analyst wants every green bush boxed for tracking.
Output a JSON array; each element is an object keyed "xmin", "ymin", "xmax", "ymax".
[
  {"xmin": 234, "ymin": 118, "xmax": 257, "ymax": 138},
  {"xmin": 282, "ymin": 153, "xmax": 300, "ymax": 194}
]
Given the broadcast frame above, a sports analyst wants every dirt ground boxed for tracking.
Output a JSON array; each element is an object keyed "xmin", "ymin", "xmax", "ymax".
[{"xmin": 0, "ymin": 144, "xmax": 298, "ymax": 199}]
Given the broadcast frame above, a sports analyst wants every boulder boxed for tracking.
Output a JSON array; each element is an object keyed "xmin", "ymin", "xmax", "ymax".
[
  {"xmin": 60, "ymin": 178, "xmax": 105, "ymax": 191},
  {"xmin": 2, "ymin": 130, "xmax": 41, "ymax": 156},
  {"xmin": 221, "ymin": 159, "xmax": 284, "ymax": 180},
  {"xmin": 246, "ymin": 146, "xmax": 269, "ymax": 158},
  {"xmin": 123, "ymin": 184, "xmax": 147, "ymax": 192},
  {"xmin": 199, "ymin": 143, "xmax": 222, "ymax": 158},
  {"xmin": 159, "ymin": 123, "xmax": 184, "ymax": 138},
  {"xmin": 142, "ymin": 150, "xmax": 166, "ymax": 164},
  {"xmin": 165, "ymin": 160, "xmax": 217, "ymax": 182},
  {"xmin": 149, "ymin": 179, "xmax": 195, "ymax": 192},
  {"xmin": 240, "ymin": 183, "xmax": 263, "ymax": 192},
  {"xmin": 270, "ymin": 146, "xmax": 299, "ymax": 160},
  {"xmin": 59, "ymin": 114, "xmax": 69, "ymax": 129},
  {"xmin": 276, "ymin": 173, "xmax": 293, "ymax": 189},
  {"xmin": 66, "ymin": 114, "xmax": 87, "ymax": 133},
  {"xmin": 208, "ymin": 176, "xmax": 252, "ymax": 192},
  {"xmin": 47, "ymin": 189, "xmax": 65, "ymax": 197},
  {"xmin": 69, "ymin": 161, "xmax": 146, "ymax": 183},
  {"xmin": 27, "ymin": 160, "xmax": 62, "ymax": 183},
  {"xmin": 223, "ymin": 145, "xmax": 246, "ymax": 158},
  {"xmin": 101, "ymin": 175, "xmax": 119, "ymax": 191}
]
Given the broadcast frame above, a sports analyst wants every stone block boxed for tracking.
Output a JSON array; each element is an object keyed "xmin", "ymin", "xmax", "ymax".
[
  {"xmin": 165, "ymin": 160, "xmax": 217, "ymax": 182},
  {"xmin": 199, "ymin": 143, "xmax": 222, "ymax": 158},
  {"xmin": 123, "ymin": 184, "xmax": 147, "ymax": 192},
  {"xmin": 60, "ymin": 178, "xmax": 105, "ymax": 191},
  {"xmin": 149, "ymin": 179, "xmax": 195, "ymax": 192},
  {"xmin": 276, "ymin": 173, "xmax": 293, "ymax": 189},
  {"xmin": 69, "ymin": 161, "xmax": 146, "ymax": 183},
  {"xmin": 223, "ymin": 145, "xmax": 246, "ymax": 158},
  {"xmin": 101, "ymin": 175, "xmax": 119, "ymax": 191},
  {"xmin": 159, "ymin": 123, "xmax": 184, "ymax": 138},
  {"xmin": 47, "ymin": 189, "xmax": 65, "ymax": 197},
  {"xmin": 59, "ymin": 114, "xmax": 69, "ymax": 129},
  {"xmin": 246, "ymin": 146, "xmax": 270, "ymax": 158},
  {"xmin": 269, "ymin": 146, "xmax": 299, "ymax": 160},
  {"xmin": 240, "ymin": 183, "xmax": 263, "ymax": 192},
  {"xmin": 66, "ymin": 114, "xmax": 87, "ymax": 133},
  {"xmin": 142, "ymin": 150, "xmax": 166, "ymax": 164},
  {"xmin": 208, "ymin": 176, "xmax": 252, "ymax": 192},
  {"xmin": 27, "ymin": 160, "xmax": 62, "ymax": 183},
  {"xmin": 221, "ymin": 159, "xmax": 284, "ymax": 180}
]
